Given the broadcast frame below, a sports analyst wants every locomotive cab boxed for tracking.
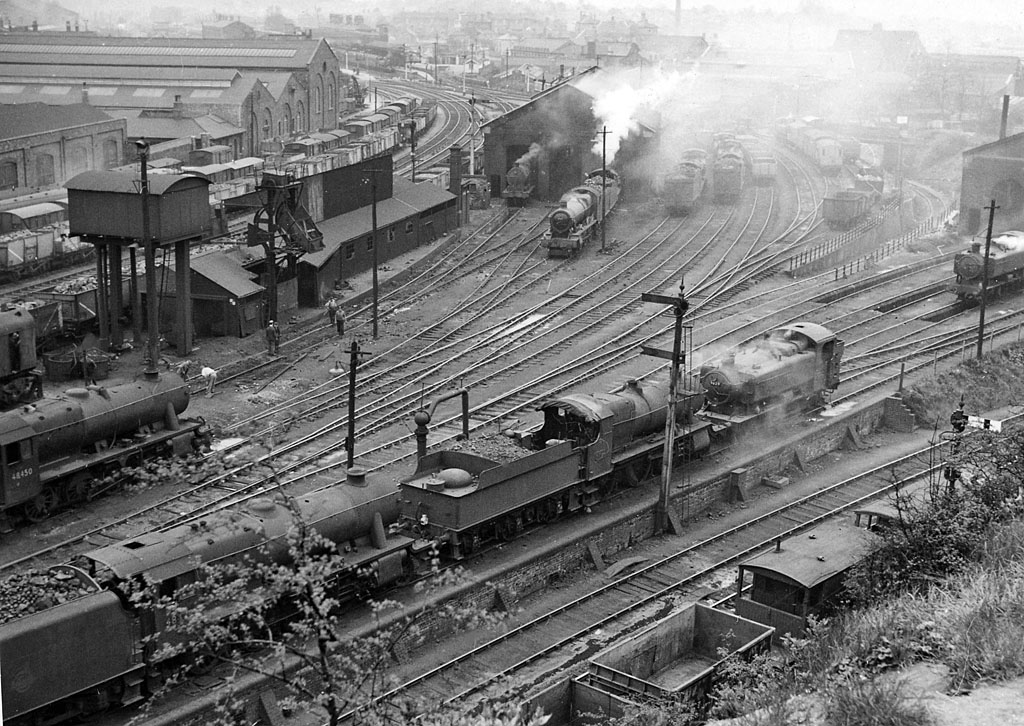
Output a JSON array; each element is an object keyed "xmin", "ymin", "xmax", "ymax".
[{"xmin": 0, "ymin": 417, "xmax": 41, "ymax": 518}]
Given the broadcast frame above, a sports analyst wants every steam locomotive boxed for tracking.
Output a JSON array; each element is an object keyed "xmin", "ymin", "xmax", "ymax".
[
  {"xmin": 544, "ymin": 169, "xmax": 621, "ymax": 258},
  {"xmin": 950, "ymin": 230, "xmax": 1024, "ymax": 301},
  {"xmin": 699, "ymin": 322, "xmax": 844, "ymax": 426},
  {"xmin": 502, "ymin": 159, "xmax": 536, "ymax": 206},
  {"xmin": 0, "ymin": 372, "xmax": 205, "ymax": 525},
  {"xmin": 0, "ymin": 321, "xmax": 842, "ymax": 725},
  {"xmin": 712, "ymin": 135, "xmax": 746, "ymax": 201},
  {"xmin": 663, "ymin": 149, "xmax": 707, "ymax": 215}
]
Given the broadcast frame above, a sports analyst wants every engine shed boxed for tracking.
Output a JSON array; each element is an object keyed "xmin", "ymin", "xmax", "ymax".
[
  {"xmin": 481, "ymin": 71, "xmax": 601, "ymax": 203},
  {"xmin": 959, "ymin": 131, "xmax": 1024, "ymax": 235},
  {"xmin": 734, "ymin": 517, "xmax": 873, "ymax": 638}
]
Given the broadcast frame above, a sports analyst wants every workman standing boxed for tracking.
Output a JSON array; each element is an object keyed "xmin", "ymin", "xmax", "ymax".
[
  {"xmin": 326, "ymin": 297, "xmax": 338, "ymax": 325},
  {"xmin": 336, "ymin": 309, "xmax": 346, "ymax": 337},
  {"xmin": 266, "ymin": 320, "xmax": 281, "ymax": 355},
  {"xmin": 201, "ymin": 366, "xmax": 218, "ymax": 397}
]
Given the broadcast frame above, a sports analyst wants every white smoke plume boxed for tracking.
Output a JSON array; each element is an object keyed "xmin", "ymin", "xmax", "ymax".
[
  {"xmin": 515, "ymin": 142, "xmax": 544, "ymax": 166},
  {"xmin": 575, "ymin": 66, "xmax": 698, "ymax": 162}
]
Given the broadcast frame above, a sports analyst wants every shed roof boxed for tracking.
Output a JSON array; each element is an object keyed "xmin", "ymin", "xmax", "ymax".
[
  {"xmin": 739, "ymin": 518, "xmax": 873, "ymax": 589},
  {"xmin": 303, "ymin": 177, "xmax": 454, "ymax": 268},
  {"xmin": 1, "ymin": 202, "xmax": 65, "ymax": 220},
  {"xmin": 0, "ymin": 35, "xmax": 334, "ymax": 71},
  {"xmin": 65, "ymin": 171, "xmax": 210, "ymax": 195},
  {"xmin": 190, "ymin": 251, "xmax": 264, "ymax": 298},
  {"xmin": 0, "ymin": 102, "xmax": 115, "ymax": 140}
]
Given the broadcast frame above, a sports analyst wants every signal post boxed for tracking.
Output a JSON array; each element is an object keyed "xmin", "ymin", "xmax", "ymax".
[{"xmin": 641, "ymin": 279, "xmax": 690, "ymax": 535}]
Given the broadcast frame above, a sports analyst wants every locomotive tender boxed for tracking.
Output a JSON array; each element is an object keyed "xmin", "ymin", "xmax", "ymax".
[
  {"xmin": 0, "ymin": 372, "xmax": 204, "ymax": 524},
  {"xmin": 399, "ymin": 378, "xmax": 712, "ymax": 559},
  {"xmin": 951, "ymin": 230, "xmax": 1024, "ymax": 301},
  {"xmin": 545, "ymin": 169, "xmax": 621, "ymax": 258},
  {"xmin": 0, "ymin": 321, "xmax": 842, "ymax": 725}
]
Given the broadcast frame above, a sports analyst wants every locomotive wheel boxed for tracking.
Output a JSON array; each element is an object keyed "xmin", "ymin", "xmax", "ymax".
[
  {"xmin": 23, "ymin": 488, "xmax": 59, "ymax": 522},
  {"xmin": 64, "ymin": 473, "xmax": 92, "ymax": 504}
]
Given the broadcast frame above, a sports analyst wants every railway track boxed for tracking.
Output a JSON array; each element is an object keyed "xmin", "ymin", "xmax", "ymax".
[{"xmin": 364, "ymin": 449, "xmax": 947, "ymax": 718}]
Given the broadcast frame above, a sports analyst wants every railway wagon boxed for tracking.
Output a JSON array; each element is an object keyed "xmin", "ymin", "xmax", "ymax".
[
  {"xmin": 0, "ymin": 373, "xmax": 204, "ymax": 524},
  {"xmin": 699, "ymin": 323, "xmax": 843, "ymax": 426},
  {"xmin": 1, "ymin": 469, "xmax": 410, "ymax": 726},
  {"xmin": 545, "ymin": 169, "xmax": 621, "ymax": 258},
  {"xmin": 663, "ymin": 148, "xmax": 707, "ymax": 215},
  {"xmin": 734, "ymin": 516, "xmax": 874, "ymax": 637},
  {"xmin": 399, "ymin": 377, "xmax": 712, "ymax": 558},
  {"xmin": 0, "ymin": 202, "xmax": 66, "ymax": 234},
  {"xmin": 822, "ymin": 189, "xmax": 874, "ymax": 229},
  {"xmin": 951, "ymin": 230, "xmax": 1024, "ymax": 300}
]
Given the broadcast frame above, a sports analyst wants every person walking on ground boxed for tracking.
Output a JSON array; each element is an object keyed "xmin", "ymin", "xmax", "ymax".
[
  {"xmin": 326, "ymin": 297, "xmax": 338, "ymax": 326},
  {"xmin": 201, "ymin": 365, "xmax": 218, "ymax": 397},
  {"xmin": 336, "ymin": 309, "xmax": 346, "ymax": 337},
  {"xmin": 266, "ymin": 320, "xmax": 281, "ymax": 355}
]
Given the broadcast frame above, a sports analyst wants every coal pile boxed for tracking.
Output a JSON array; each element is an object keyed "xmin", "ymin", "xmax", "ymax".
[{"xmin": 0, "ymin": 568, "xmax": 97, "ymax": 624}]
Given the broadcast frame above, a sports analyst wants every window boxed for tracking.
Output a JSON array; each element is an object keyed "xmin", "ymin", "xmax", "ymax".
[
  {"xmin": 365, "ymin": 235, "xmax": 374, "ymax": 251},
  {"xmin": 314, "ymin": 86, "xmax": 322, "ymax": 115},
  {"xmin": 345, "ymin": 243, "xmax": 355, "ymax": 259},
  {"xmin": 405, "ymin": 220, "xmax": 414, "ymax": 234},
  {"xmin": 388, "ymin": 227, "xmax": 395, "ymax": 242},
  {"xmin": 36, "ymin": 154, "xmax": 55, "ymax": 186},
  {"xmin": 102, "ymin": 139, "xmax": 119, "ymax": 169},
  {"xmin": 328, "ymin": 81, "xmax": 335, "ymax": 110},
  {"xmin": 0, "ymin": 161, "xmax": 17, "ymax": 190},
  {"xmin": 5, "ymin": 441, "xmax": 21, "ymax": 464}
]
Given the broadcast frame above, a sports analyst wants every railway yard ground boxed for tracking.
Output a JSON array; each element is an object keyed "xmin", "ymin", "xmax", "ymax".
[{"xmin": 9, "ymin": 140, "xmax": 1024, "ymax": 726}]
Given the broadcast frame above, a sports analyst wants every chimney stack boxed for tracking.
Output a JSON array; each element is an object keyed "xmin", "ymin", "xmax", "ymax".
[
  {"xmin": 1000, "ymin": 94, "xmax": 1010, "ymax": 139},
  {"xmin": 81, "ymin": 83, "xmax": 89, "ymax": 105},
  {"xmin": 66, "ymin": 20, "xmax": 71, "ymax": 31}
]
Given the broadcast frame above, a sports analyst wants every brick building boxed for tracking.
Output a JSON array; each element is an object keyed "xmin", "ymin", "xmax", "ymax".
[{"xmin": 0, "ymin": 103, "xmax": 126, "ymax": 193}]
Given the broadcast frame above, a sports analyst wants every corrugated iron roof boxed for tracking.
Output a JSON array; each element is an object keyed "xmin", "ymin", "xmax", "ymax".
[{"xmin": 190, "ymin": 252, "xmax": 264, "ymax": 298}]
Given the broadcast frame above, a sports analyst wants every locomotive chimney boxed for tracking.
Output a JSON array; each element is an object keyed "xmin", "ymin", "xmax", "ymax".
[{"xmin": 345, "ymin": 465, "xmax": 368, "ymax": 487}]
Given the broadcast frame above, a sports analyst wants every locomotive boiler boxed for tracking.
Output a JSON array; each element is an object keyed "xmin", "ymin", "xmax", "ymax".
[
  {"xmin": 545, "ymin": 169, "xmax": 621, "ymax": 258},
  {"xmin": 699, "ymin": 322, "xmax": 844, "ymax": 425},
  {"xmin": 0, "ymin": 373, "xmax": 204, "ymax": 523},
  {"xmin": 399, "ymin": 377, "xmax": 711, "ymax": 558},
  {"xmin": 951, "ymin": 231, "xmax": 1024, "ymax": 300},
  {"xmin": 0, "ymin": 468, "xmax": 409, "ymax": 725}
]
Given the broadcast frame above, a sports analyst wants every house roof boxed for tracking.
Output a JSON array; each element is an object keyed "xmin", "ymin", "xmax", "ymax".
[
  {"xmin": 302, "ymin": 177, "xmax": 454, "ymax": 268},
  {"xmin": 0, "ymin": 101, "xmax": 115, "ymax": 140},
  {"xmin": 963, "ymin": 130, "xmax": 1024, "ymax": 157}
]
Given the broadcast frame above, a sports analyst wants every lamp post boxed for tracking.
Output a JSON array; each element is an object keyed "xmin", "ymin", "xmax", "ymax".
[{"xmin": 136, "ymin": 139, "xmax": 159, "ymax": 378}]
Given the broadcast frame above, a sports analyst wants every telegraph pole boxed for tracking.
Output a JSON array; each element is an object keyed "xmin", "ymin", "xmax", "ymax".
[
  {"xmin": 597, "ymin": 126, "xmax": 610, "ymax": 252},
  {"xmin": 364, "ymin": 169, "xmax": 380, "ymax": 339},
  {"xmin": 977, "ymin": 199, "xmax": 999, "ymax": 358},
  {"xmin": 640, "ymin": 278, "xmax": 690, "ymax": 535},
  {"xmin": 344, "ymin": 340, "xmax": 371, "ymax": 468},
  {"xmin": 407, "ymin": 119, "xmax": 417, "ymax": 182}
]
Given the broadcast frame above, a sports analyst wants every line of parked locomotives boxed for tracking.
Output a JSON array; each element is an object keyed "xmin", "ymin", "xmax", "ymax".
[{"xmin": 0, "ymin": 322, "xmax": 844, "ymax": 724}]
